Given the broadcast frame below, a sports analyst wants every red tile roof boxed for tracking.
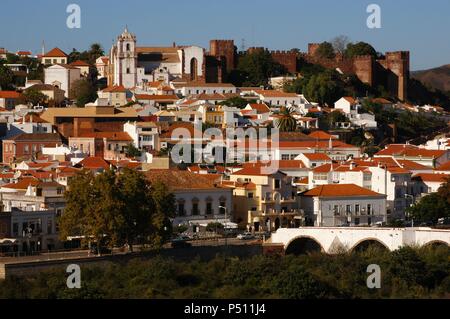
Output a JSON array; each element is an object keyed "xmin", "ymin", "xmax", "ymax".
[
  {"xmin": 43, "ymin": 47, "xmax": 67, "ymax": 58},
  {"xmin": 1, "ymin": 177, "xmax": 40, "ymax": 190},
  {"xmin": 248, "ymin": 103, "xmax": 270, "ymax": 113},
  {"xmin": 233, "ymin": 164, "xmax": 285, "ymax": 176},
  {"xmin": 342, "ymin": 97, "xmax": 357, "ymax": 105},
  {"xmin": 70, "ymin": 60, "xmax": 90, "ymax": 67},
  {"xmin": 135, "ymin": 94, "xmax": 178, "ymax": 100},
  {"xmin": 303, "ymin": 184, "xmax": 384, "ymax": 197},
  {"xmin": 436, "ymin": 160, "xmax": 450, "ymax": 171},
  {"xmin": 301, "ymin": 153, "xmax": 331, "ymax": 161},
  {"xmin": 0, "ymin": 91, "xmax": 21, "ymax": 99},
  {"xmin": 412, "ymin": 173, "xmax": 450, "ymax": 183},
  {"xmin": 254, "ymin": 90, "xmax": 298, "ymax": 97},
  {"xmin": 146, "ymin": 169, "xmax": 226, "ymax": 190},
  {"xmin": 77, "ymin": 132, "xmax": 132, "ymax": 141},
  {"xmin": 308, "ymin": 130, "xmax": 337, "ymax": 140},
  {"xmin": 77, "ymin": 157, "xmax": 112, "ymax": 170},
  {"xmin": 375, "ymin": 144, "xmax": 447, "ymax": 158},
  {"xmin": 17, "ymin": 51, "xmax": 32, "ymax": 56}
]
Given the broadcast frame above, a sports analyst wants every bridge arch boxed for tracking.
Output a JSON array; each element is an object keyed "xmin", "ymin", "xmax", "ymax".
[
  {"xmin": 350, "ymin": 237, "xmax": 390, "ymax": 253},
  {"xmin": 285, "ymin": 236, "xmax": 324, "ymax": 255},
  {"xmin": 423, "ymin": 240, "xmax": 450, "ymax": 248}
]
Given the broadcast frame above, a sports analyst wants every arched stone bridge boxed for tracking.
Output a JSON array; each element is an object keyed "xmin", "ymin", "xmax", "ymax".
[{"xmin": 269, "ymin": 227, "xmax": 450, "ymax": 254}]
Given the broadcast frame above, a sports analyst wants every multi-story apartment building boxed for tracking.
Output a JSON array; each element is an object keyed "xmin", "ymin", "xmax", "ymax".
[{"xmin": 227, "ymin": 163, "xmax": 302, "ymax": 231}]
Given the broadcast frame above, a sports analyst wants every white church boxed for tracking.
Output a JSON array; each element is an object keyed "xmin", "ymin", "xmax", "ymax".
[{"xmin": 107, "ymin": 28, "xmax": 205, "ymax": 88}]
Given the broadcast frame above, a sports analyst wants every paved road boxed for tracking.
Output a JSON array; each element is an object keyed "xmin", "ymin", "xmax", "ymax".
[{"xmin": 0, "ymin": 238, "xmax": 261, "ymax": 264}]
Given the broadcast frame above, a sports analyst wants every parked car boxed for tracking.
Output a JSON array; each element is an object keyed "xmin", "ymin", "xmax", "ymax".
[{"xmin": 237, "ymin": 232, "xmax": 255, "ymax": 240}]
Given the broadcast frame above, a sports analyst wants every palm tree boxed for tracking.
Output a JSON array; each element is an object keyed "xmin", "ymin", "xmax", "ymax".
[{"xmin": 276, "ymin": 107, "xmax": 298, "ymax": 132}]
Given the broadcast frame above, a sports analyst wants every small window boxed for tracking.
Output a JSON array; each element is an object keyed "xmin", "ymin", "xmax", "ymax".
[{"xmin": 248, "ymin": 192, "xmax": 254, "ymax": 199}]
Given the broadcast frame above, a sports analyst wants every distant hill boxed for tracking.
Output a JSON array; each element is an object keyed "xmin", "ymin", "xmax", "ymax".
[{"xmin": 412, "ymin": 64, "xmax": 450, "ymax": 93}]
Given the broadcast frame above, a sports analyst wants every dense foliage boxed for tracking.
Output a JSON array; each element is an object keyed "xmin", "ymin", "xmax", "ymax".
[
  {"xmin": 229, "ymin": 49, "xmax": 286, "ymax": 87},
  {"xmin": 407, "ymin": 177, "xmax": 450, "ymax": 224},
  {"xmin": 59, "ymin": 169, "xmax": 175, "ymax": 252},
  {"xmin": 70, "ymin": 78, "xmax": 98, "ymax": 107},
  {"xmin": 0, "ymin": 246, "xmax": 448, "ymax": 299}
]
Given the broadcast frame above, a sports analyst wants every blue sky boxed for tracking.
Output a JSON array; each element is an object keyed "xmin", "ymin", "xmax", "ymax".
[{"xmin": 0, "ymin": 0, "xmax": 449, "ymax": 70}]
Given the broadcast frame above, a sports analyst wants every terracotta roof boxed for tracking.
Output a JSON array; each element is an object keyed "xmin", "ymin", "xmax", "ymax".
[
  {"xmin": 374, "ymin": 144, "xmax": 447, "ymax": 158},
  {"xmin": 135, "ymin": 94, "xmax": 178, "ymax": 101},
  {"xmin": 372, "ymin": 98, "xmax": 392, "ymax": 104},
  {"xmin": 312, "ymin": 163, "xmax": 336, "ymax": 173},
  {"xmin": 43, "ymin": 47, "xmax": 67, "ymax": 58},
  {"xmin": 248, "ymin": 103, "xmax": 270, "ymax": 113},
  {"xmin": 77, "ymin": 157, "xmax": 112, "ymax": 170},
  {"xmin": 296, "ymin": 177, "xmax": 309, "ymax": 184},
  {"xmin": 342, "ymin": 97, "xmax": 357, "ymax": 105},
  {"xmin": 7, "ymin": 133, "xmax": 62, "ymax": 142},
  {"xmin": 77, "ymin": 132, "xmax": 132, "ymax": 141},
  {"xmin": 70, "ymin": 60, "xmax": 90, "ymax": 67},
  {"xmin": 308, "ymin": 130, "xmax": 337, "ymax": 140},
  {"xmin": 243, "ymin": 160, "xmax": 306, "ymax": 170},
  {"xmin": 254, "ymin": 90, "xmax": 298, "ymax": 97},
  {"xmin": 301, "ymin": 153, "xmax": 331, "ymax": 161},
  {"xmin": 0, "ymin": 91, "xmax": 21, "ymax": 99},
  {"xmin": 303, "ymin": 184, "xmax": 384, "ymax": 197},
  {"xmin": 436, "ymin": 160, "xmax": 450, "ymax": 171},
  {"xmin": 0, "ymin": 172, "xmax": 14, "ymax": 179},
  {"xmin": 17, "ymin": 51, "xmax": 31, "ymax": 56},
  {"xmin": 1, "ymin": 177, "xmax": 40, "ymax": 190},
  {"xmin": 232, "ymin": 164, "xmax": 284, "ymax": 176},
  {"xmin": 412, "ymin": 173, "xmax": 450, "ymax": 183},
  {"xmin": 182, "ymin": 82, "xmax": 235, "ymax": 88},
  {"xmin": 146, "ymin": 169, "xmax": 226, "ymax": 190}
]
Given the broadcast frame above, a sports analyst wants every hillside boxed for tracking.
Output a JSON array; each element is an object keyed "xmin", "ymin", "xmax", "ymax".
[{"xmin": 412, "ymin": 64, "xmax": 450, "ymax": 93}]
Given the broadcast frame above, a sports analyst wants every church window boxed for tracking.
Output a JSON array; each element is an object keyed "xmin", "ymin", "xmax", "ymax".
[{"xmin": 126, "ymin": 43, "xmax": 130, "ymax": 51}]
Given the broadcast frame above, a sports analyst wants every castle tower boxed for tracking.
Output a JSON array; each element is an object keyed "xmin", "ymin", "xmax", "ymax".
[
  {"xmin": 113, "ymin": 27, "xmax": 137, "ymax": 88},
  {"xmin": 210, "ymin": 40, "xmax": 235, "ymax": 72}
]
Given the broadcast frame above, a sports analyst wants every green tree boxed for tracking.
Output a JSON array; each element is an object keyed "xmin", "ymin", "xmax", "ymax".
[
  {"xmin": 234, "ymin": 49, "xmax": 286, "ymax": 87},
  {"xmin": 407, "ymin": 180, "xmax": 450, "ymax": 224},
  {"xmin": 0, "ymin": 63, "xmax": 14, "ymax": 90},
  {"xmin": 125, "ymin": 143, "xmax": 142, "ymax": 158},
  {"xmin": 60, "ymin": 169, "xmax": 176, "ymax": 253},
  {"xmin": 222, "ymin": 96, "xmax": 255, "ymax": 109},
  {"xmin": 21, "ymin": 88, "xmax": 47, "ymax": 106},
  {"xmin": 150, "ymin": 181, "xmax": 176, "ymax": 248},
  {"xmin": 117, "ymin": 168, "xmax": 155, "ymax": 250},
  {"xmin": 303, "ymin": 71, "xmax": 343, "ymax": 105},
  {"xmin": 345, "ymin": 42, "xmax": 378, "ymax": 58},
  {"xmin": 70, "ymin": 78, "xmax": 98, "ymax": 106},
  {"xmin": 318, "ymin": 110, "xmax": 348, "ymax": 130},
  {"xmin": 315, "ymin": 41, "xmax": 336, "ymax": 59},
  {"xmin": 276, "ymin": 107, "xmax": 297, "ymax": 132}
]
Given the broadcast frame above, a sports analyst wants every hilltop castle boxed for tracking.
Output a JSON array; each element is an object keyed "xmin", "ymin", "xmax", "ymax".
[{"xmin": 107, "ymin": 28, "xmax": 409, "ymax": 100}]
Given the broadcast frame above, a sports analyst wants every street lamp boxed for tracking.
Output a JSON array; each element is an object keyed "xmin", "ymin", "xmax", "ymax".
[{"xmin": 218, "ymin": 206, "xmax": 228, "ymax": 247}]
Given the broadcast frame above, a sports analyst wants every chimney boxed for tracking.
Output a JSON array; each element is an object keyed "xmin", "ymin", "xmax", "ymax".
[{"xmin": 350, "ymin": 162, "xmax": 356, "ymax": 170}]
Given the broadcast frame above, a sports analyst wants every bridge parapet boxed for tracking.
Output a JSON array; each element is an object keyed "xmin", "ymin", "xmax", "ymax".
[{"xmin": 270, "ymin": 227, "xmax": 450, "ymax": 254}]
